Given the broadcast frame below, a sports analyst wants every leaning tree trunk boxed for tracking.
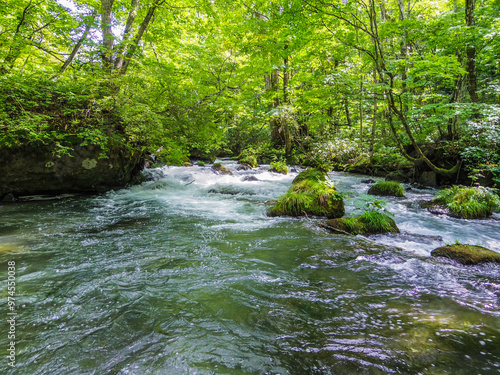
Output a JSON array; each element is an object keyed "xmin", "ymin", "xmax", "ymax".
[{"xmin": 56, "ymin": 13, "xmax": 96, "ymax": 79}]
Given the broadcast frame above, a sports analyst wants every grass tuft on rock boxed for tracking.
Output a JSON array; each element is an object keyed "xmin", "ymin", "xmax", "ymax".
[
  {"xmin": 269, "ymin": 161, "xmax": 288, "ymax": 174},
  {"xmin": 368, "ymin": 181, "xmax": 405, "ymax": 197},
  {"xmin": 292, "ymin": 168, "xmax": 328, "ymax": 184},
  {"xmin": 324, "ymin": 211, "xmax": 399, "ymax": 235},
  {"xmin": 268, "ymin": 170, "xmax": 344, "ymax": 218},
  {"xmin": 432, "ymin": 186, "xmax": 500, "ymax": 219}
]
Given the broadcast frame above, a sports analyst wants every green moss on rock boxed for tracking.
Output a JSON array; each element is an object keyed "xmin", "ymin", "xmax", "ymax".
[
  {"xmin": 431, "ymin": 244, "xmax": 500, "ymax": 265},
  {"xmin": 324, "ymin": 211, "xmax": 399, "ymax": 235},
  {"xmin": 268, "ymin": 178, "xmax": 344, "ymax": 219},
  {"xmin": 368, "ymin": 181, "xmax": 405, "ymax": 197},
  {"xmin": 211, "ymin": 163, "xmax": 232, "ymax": 175},
  {"xmin": 239, "ymin": 156, "xmax": 258, "ymax": 169}
]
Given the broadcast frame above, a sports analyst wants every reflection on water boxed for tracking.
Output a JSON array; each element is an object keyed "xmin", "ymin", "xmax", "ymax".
[{"xmin": 1, "ymin": 161, "xmax": 499, "ymax": 374}]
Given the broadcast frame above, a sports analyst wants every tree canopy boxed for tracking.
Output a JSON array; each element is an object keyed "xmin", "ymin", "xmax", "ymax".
[{"xmin": 1, "ymin": 0, "xmax": 499, "ymax": 180}]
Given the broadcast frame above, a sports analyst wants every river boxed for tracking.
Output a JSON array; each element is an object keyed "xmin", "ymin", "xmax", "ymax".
[{"xmin": 1, "ymin": 161, "xmax": 499, "ymax": 374}]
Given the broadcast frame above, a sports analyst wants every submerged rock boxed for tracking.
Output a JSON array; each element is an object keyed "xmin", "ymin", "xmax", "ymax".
[
  {"xmin": 208, "ymin": 188, "xmax": 241, "ymax": 195},
  {"xmin": 323, "ymin": 211, "xmax": 399, "ymax": 235},
  {"xmin": 361, "ymin": 178, "xmax": 376, "ymax": 184},
  {"xmin": 268, "ymin": 168, "xmax": 344, "ymax": 219},
  {"xmin": 211, "ymin": 163, "xmax": 232, "ymax": 175},
  {"xmin": 237, "ymin": 165, "xmax": 251, "ymax": 171},
  {"xmin": 368, "ymin": 181, "xmax": 405, "ymax": 197},
  {"xmin": 0, "ymin": 139, "xmax": 144, "ymax": 199},
  {"xmin": 0, "ymin": 243, "xmax": 25, "ymax": 255},
  {"xmin": 242, "ymin": 176, "xmax": 259, "ymax": 182},
  {"xmin": 431, "ymin": 244, "xmax": 500, "ymax": 265}
]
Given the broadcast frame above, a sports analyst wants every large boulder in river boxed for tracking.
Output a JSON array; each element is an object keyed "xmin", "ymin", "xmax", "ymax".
[
  {"xmin": 431, "ymin": 244, "xmax": 500, "ymax": 265},
  {"xmin": 268, "ymin": 168, "xmax": 344, "ymax": 219},
  {"xmin": 0, "ymin": 139, "xmax": 144, "ymax": 199}
]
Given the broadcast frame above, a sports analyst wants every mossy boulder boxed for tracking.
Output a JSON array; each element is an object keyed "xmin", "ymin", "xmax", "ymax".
[
  {"xmin": 368, "ymin": 181, "xmax": 405, "ymax": 197},
  {"xmin": 268, "ymin": 170, "xmax": 344, "ymax": 219},
  {"xmin": 428, "ymin": 186, "xmax": 500, "ymax": 219},
  {"xmin": 211, "ymin": 163, "xmax": 232, "ymax": 175},
  {"xmin": 323, "ymin": 211, "xmax": 399, "ymax": 235},
  {"xmin": 292, "ymin": 168, "xmax": 328, "ymax": 184},
  {"xmin": 431, "ymin": 244, "xmax": 500, "ymax": 265},
  {"xmin": 269, "ymin": 161, "xmax": 288, "ymax": 175},
  {"xmin": 238, "ymin": 156, "xmax": 258, "ymax": 169}
]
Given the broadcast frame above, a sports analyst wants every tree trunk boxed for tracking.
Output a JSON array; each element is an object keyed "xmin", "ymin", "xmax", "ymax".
[
  {"xmin": 114, "ymin": 0, "xmax": 139, "ymax": 71},
  {"xmin": 283, "ymin": 46, "xmax": 292, "ymax": 160},
  {"xmin": 369, "ymin": 69, "xmax": 377, "ymax": 159},
  {"xmin": 120, "ymin": 0, "xmax": 161, "ymax": 75},
  {"xmin": 100, "ymin": 0, "xmax": 115, "ymax": 72},
  {"xmin": 344, "ymin": 97, "xmax": 351, "ymax": 127},
  {"xmin": 359, "ymin": 78, "xmax": 364, "ymax": 140},
  {"xmin": 270, "ymin": 70, "xmax": 281, "ymax": 144},
  {"xmin": 465, "ymin": 0, "xmax": 479, "ymax": 103}
]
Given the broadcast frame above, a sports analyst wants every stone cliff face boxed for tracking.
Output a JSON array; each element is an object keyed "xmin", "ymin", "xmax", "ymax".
[{"xmin": 0, "ymin": 140, "xmax": 144, "ymax": 200}]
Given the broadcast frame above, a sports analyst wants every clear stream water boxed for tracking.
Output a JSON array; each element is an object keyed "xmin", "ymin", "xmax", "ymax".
[{"xmin": 1, "ymin": 161, "xmax": 499, "ymax": 375}]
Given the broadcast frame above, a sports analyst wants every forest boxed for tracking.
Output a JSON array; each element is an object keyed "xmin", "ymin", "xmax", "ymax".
[{"xmin": 1, "ymin": 0, "xmax": 499, "ymax": 185}]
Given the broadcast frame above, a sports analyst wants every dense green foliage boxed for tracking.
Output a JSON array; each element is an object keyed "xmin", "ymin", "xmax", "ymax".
[
  {"xmin": 0, "ymin": 0, "xmax": 499, "ymax": 175},
  {"xmin": 433, "ymin": 186, "xmax": 500, "ymax": 219}
]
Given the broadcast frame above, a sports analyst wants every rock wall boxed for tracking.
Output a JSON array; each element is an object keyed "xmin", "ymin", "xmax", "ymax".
[{"xmin": 0, "ymin": 140, "xmax": 144, "ymax": 200}]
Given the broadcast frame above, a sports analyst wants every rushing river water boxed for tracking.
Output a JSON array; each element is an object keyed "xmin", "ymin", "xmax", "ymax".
[{"xmin": 1, "ymin": 161, "xmax": 499, "ymax": 374}]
